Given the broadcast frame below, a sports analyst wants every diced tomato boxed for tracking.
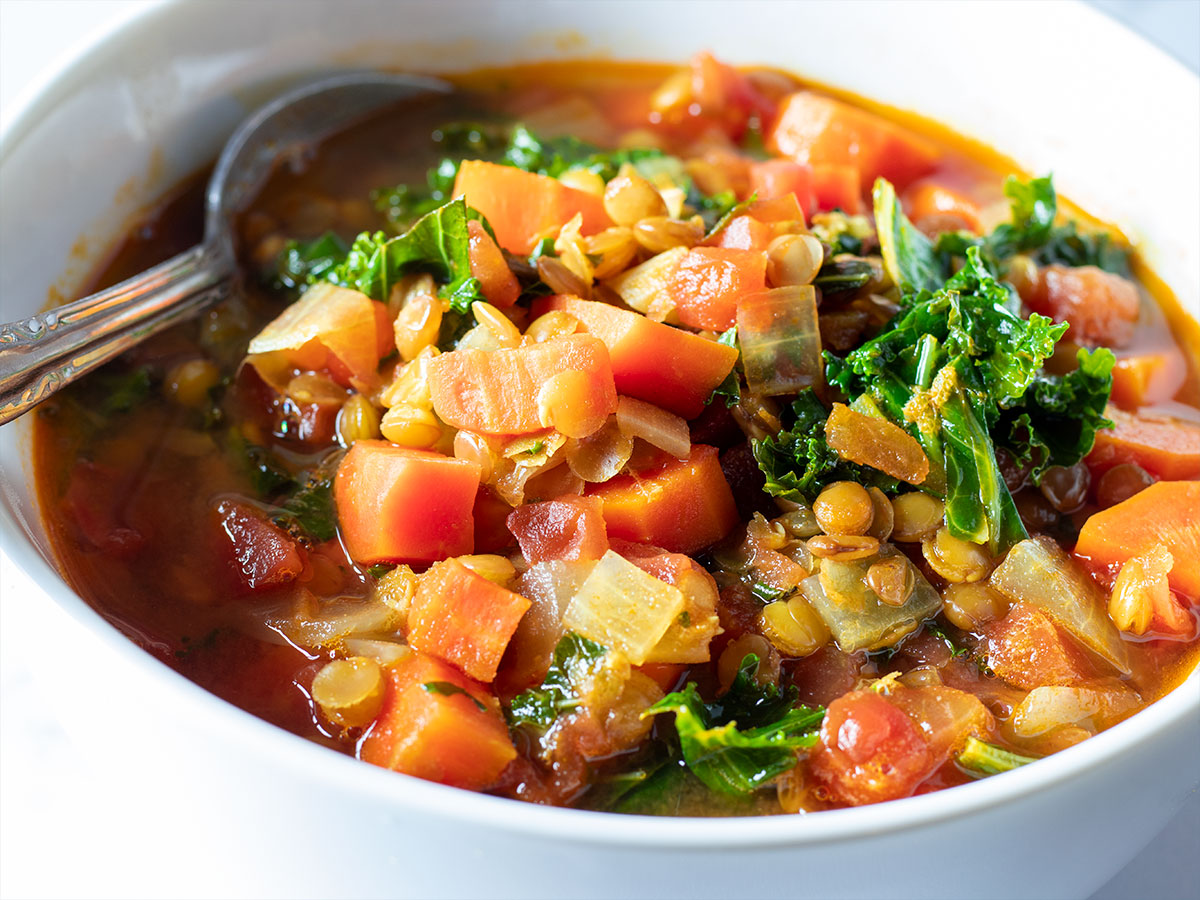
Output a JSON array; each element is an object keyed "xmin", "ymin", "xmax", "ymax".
[
  {"xmin": 359, "ymin": 651, "xmax": 516, "ymax": 790},
  {"xmin": 652, "ymin": 51, "xmax": 777, "ymax": 141},
  {"xmin": 452, "ymin": 160, "xmax": 611, "ymax": 255},
  {"xmin": 808, "ymin": 690, "xmax": 933, "ymax": 806},
  {"xmin": 886, "ymin": 684, "xmax": 994, "ymax": 762},
  {"xmin": 811, "ymin": 164, "xmax": 863, "ymax": 214},
  {"xmin": 668, "ymin": 247, "xmax": 768, "ymax": 331},
  {"xmin": 214, "ymin": 500, "xmax": 306, "ymax": 591},
  {"xmin": 407, "ymin": 558, "xmax": 531, "ymax": 682},
  {"xmin": 768, "ymin": 91, "xmax": 939, "ymax": 192},
  {"xmin": 429, "ymin": 334, "xmax": 618, "ymax": 437},
  {"xmin": 587, "ymin": 444, "xmax": 739, "ymax": 553},
  {"xmin": 507, "ymin": 494, "xmax": 609, "ymax": 564},
  {"xmin": 748, "ymin": 159, "xmax": 816, "ymax": 219},
  {"xmin": 1085, "ymin": 407, "xmax": 1200, "ymax": 481},
  {"xmin": 467, "ymin": 219, "xmax": 520, "ymax": 308},
  {"xmin": 334, "ymin": 441, "xmax": 480, "ymax": 565},
  {"xmin": 1021, "ymin": 264, "xmax": 1140, "ymax": 348},
  {"xmin": 1075, "ymin": 480, "xmax": 1200, "ymax": 598},
  {"xmin": 61, "ymin": 460, "xmax": 144, "ymax": 558},
  {"xmin": 533, "ymin": 295, "xmax": 738, "ymax": 419},
  {"xmin": 715, "ymin": 215, "xmax": 776, "ymax": 252},
  {"xmin": 984, "ymin": 603, "xmax": 1097, "ymax": 690}
]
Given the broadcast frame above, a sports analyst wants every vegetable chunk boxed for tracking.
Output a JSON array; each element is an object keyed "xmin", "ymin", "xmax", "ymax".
[
  {"xmin": 359, "ymin": 651, "xmax": 516, "ymax": 789},
  {"xmin": 408, "ymin": 558, "xmax": 531, "ymax": 682},
  {"xmin": 587, "ymin": 444, "xmax": 739, "ymax": 553},
  {"xmin": 334, "ymin": 441, "xmax": 480, "ymax": 565},
  {"xmin": 429, "ymin": 334, "xmax": 617, "ymax": 437}
]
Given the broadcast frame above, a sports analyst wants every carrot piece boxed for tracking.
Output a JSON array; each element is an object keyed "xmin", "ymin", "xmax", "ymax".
[
  {"xmin": 983, "ymin": 603, "xmax": 1097, "ymax": 690},
  {"xmin": 587, "ymin": 444, "xmax": 738, "ymax": 553},
  {"xmin": 334, "ymin": 441, "xmax": 480, "ymax": 565},
  {"xmin": 407, "ymin": 558, "xmax": 531, "ymax": 682},
  {"xmin": 903, "ymin": 180, "xmax": 983, "ymax": 233},
  {"xmin": 1022, "ymin": 264, "xmax": 1140, "ymax": 348},
  {"xmin": 214, "ymin": 500, "xmax": 306, "ymax": 591},
  {"xmin": 668, "ymin": 247, "xmax": 768, "ymax": 331},
  {"xmin": 811, "ymin": 164, "xmax": 863, "ymax": 214},
  {"xmin": 507, "ymin": 494, "xmax": 609, "ymax": 564},
  {"xmin": 428, "ymin": 334, "xmax": 617, "ymax": 437},
  {"xmin": 359, "ymin": 651, "xmax": 516, "ymax": 789},
  {"xmin": 1109, "ymin": 346, "xmax": 1187, "ymax": 410},
  {"xmin": 748, "ymin": 159, "xmax": 816, "ymax": 219},
  {"xmin": 1075, "ymin": 480, "xmax": 1200, "ymax": 599},
  {"xmin": 1086, "ymin": 407, "xmax": 1200, "ymax": 480},
  {"xmin": 768, "ymin": 92, "xmax": 939, "ymax": 192},
  {"xmin": 452, "ymin": 160, "xmax": 611, "ymax": 255},
  {"xmin": 533, "ymin": 295, "xmax": 738, "ymax": 419},
  {"xmin": 466, "ymin": 219, "xmax": 520, "ymax": 308}
]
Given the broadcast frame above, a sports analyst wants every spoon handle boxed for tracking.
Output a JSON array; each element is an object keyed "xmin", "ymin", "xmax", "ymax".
[{"xmin": 0, "ymin": 243, "xmax": 232, "ymax": 425}]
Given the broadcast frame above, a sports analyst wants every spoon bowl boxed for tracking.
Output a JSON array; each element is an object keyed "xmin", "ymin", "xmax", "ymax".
[{"xmin": 0, "ymin": 70, "xmax": 449, "ymax": 425}]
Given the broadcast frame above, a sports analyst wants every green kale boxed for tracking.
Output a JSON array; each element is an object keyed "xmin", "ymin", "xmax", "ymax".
[
  {"xmin": 705, "ymin": 327, "xmax": 742, "ymax": 408},
  {"xmin": 501, "ymin": 124, "xmax": 669, "ymax": 181},
  {"xmin": 874, "ymin": 178, "xmax": 948, "ymax": 294},
  {"xmin": 274, "ymin": 469, "xmax": 336, "ymax": 543},
  {"xmin": 956, "ymin": 737, "xmax": 1038, "ymax": 777},
  {"xmin": 752, "ymin": 389, "xmax": 900, "ymax": 503},
  {"xmin": 507, "ymin": 632, "xmax": 608, "ymax": 730},
  {"xmin": 643, "ymin": 654, "xmax": 824, "ymax": 795},
  {"xmin": 227, "ymin": 430, "xmax": 292, "ymax": 496},
  {"xmin": 813, "ymin": 256, "xmax": 876, "ymax": 295},
  {"xmin": 696, "ymin": 189, "xmax": 743, "ymax": 234},
  {"xmin": 422, "ymin": 681, "xmax": 486, "ymax": 711},
  {"xmin": 274, "ymin": 232, "xmax": 350, "ymax": 292},
  {"xmin": 326, "ymin": 198, "xmax": 487, "ymax": 314}
]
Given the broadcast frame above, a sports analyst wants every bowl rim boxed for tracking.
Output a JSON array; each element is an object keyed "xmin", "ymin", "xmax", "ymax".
[{"xmin": 1, "ymin": 0, "xmax": 1198, "ymax": 850}]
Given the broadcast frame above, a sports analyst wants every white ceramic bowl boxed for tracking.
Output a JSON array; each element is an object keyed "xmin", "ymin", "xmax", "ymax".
[{"xmin": 2, "ymin": 2, "xmax": 1198, "ymax": 898}]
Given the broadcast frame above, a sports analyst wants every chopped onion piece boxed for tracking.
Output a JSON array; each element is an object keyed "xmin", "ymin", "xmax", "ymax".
[
  {"xmin": 736, "ymin": 286, "xmax": 821, "ymax": 396},
  {"xmin": 645, "ymin": 561, "xmax": 723, "ymax": 664},
  {"xmin": 990, "ymin": 537, "xmax": 1131, "ymax": 675},
  {"xmin": 274, "ymin": 594, "xmax": 403, "ymax": 651},
  {"xmin": 566, "ymin": 416, "xmax": 634, "ymax": 482},
  {"xmin": 1011, "ymin": 684, "xmax": 1140, "ymax": 738},
  {"xmin": 616, "ymin": 396, "xmax": 691, "ymax": 459},
  {"xmin": 802, "ymin": 545, "xmax": 942, "ymax": 651},
  {"xmin": 562, "ymin": 549, "xmax": 685, "ymax": 665},
  {"xmin": 605, "ymin": 246, "xmax": 687, "ymax": 321}
]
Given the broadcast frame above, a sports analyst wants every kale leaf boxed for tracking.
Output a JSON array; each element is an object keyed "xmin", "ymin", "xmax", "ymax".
[
  {"xmin": 874, "ymin": 178, "xmax": 947, "ymax": 293},
  {"xmin": 422, "ymin": 681, "xmax": 486, "ymax": 711},
  {"xmin": 705, "ymin": 327, "xmax": 741, "ymax": 408},
  {"xmin": 274, "ymin": 232, "xmax": 349, "ymax": 292},
  {"xmin": 956, "ymin": 737, "xmax": 1038, "ymax": 777},
  {"xmin": 274, "ymin": 470, "xmax": 336, "ymax": 543},
  {"xmin": 643, "ymin": 654, "xmax": 824, "ymax": 795},
  {"xmin": 507, "ymin": 632, "xmax": 608, "ymax": 730},
  {"xmin": 325, "ymin": 198, "xmax": 486, "ymax": 313},
  {"xmin": 752, "ymin": 389, "xmax": 899, "ymax": 503}
]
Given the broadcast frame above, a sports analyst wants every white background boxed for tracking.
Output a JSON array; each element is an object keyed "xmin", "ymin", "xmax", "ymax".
[{"xmin": 1, "ymin": 1, "xmax": 1198, "ymax": 898}]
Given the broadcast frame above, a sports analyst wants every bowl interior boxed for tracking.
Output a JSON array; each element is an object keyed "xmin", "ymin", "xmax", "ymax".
[{"xmin": 1, "ymin": 0, "xmax": 1198, "ymax": 852}]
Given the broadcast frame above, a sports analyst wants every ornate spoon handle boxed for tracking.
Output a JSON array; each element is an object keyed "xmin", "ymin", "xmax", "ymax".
[{"xmin": 0, "ymin": 243, "xmax": 232, "ymax": 425}]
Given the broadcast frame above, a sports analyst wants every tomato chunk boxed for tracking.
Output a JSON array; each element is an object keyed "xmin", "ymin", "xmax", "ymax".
[
  {"xmin": 1021, "ymin": 264, "xmax": 1140, "ymax": 348},
  {"xmin": 407, "ymin": 558, "xmax": 531, "ymax": 682},
  {"xmin": 214, "ymin": 500, "xmax": 306, "ymax": 590},
  {"xmin": 334, "ymin": 441, "xmax": 480, "ymax": 565},
  {"xmin": 507, "ymin": 495, "xmax": 609, "ymax": 564},
  {"xmin": 984, "ymin": 603, "xmax": 1097, "ymax": 690},
  {"xmin": 587, "ymin": 444, "xmax": 738, "ymax": 554},
  {"xmin": 359, "ymin": 651, "xmax": 516, "ymax": 789},
  {"xmin": 809, "ymin": 690, "xmax": 932, "ymax": 806},
  {"xmin": 748, "ymin": 159, "xmax": 816, "ymax": 219}
]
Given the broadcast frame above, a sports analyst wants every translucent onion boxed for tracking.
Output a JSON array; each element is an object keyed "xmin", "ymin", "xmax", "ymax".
[
  {"xmin": 735, "ymin": 285, "xmax": 821, "ymax": 396},
  {"xmin": 644, "ymin": 562, "xmax": 723, "ymax": 665},
  {"xmin": 340, "ymin": 638, "xmax": 412, "ymax": 668},
  {"xmin": 989, "ymin": 537, "xmax": 1131, "ymax": 675},
  {"xmin": 565, "ymin": 416, "xmax": 634, "ymax": 482},
  {"xmin": 562, "ymin": 550, "xmax": 685, "ymax": 665},
  {"xmin": 604, "ymin": 246, "xmax": 688, "ymax": 321},
  {"xmin": 615, "ymin": 396, "xmax": 691, "ymax": 459},
  {"xmin": 275, "ymin": 594, "xmax": 403, "ymax": 651},
  {"xmin": 1010, "ymin": 684, "xmax": 1140, "ymax": 738},
  {"xmin": 802, "ymin": 544, "xmax": 942, "ymax": 652}
]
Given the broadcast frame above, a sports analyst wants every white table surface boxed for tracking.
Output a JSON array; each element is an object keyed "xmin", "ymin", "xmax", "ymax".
[{"xmin": 1, "ymin": 2, "xmax": 1198, "ymax": 898}]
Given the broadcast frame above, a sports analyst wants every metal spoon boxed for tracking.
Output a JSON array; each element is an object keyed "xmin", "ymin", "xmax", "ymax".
[{"xmin": 0, "ymin": 71, "xmax": 450, "ymax": 425}]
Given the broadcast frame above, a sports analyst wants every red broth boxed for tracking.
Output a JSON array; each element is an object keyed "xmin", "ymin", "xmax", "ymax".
[{"xmin": 33, "ymin": 58, "xmax": 1200, "ymax": 816}]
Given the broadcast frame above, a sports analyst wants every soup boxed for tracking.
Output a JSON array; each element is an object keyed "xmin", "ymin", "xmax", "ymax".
[{"xmin": 33, "ymin": 54, "xmax": 1200, "ymax": 816}]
